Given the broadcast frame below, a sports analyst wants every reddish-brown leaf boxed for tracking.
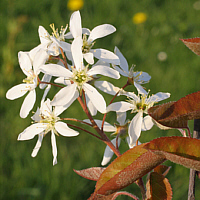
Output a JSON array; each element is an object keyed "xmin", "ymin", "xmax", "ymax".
[
  {"xmin": 146, "ymin": 172, "xmax": 172, "ymax": 200},
  {"xmin": 144, "ymin": 136, "xmax": 200, "ymax": 171},
  {"xmin": 90, "ymin": 143, "xmax": 165, "ymax": 198},
  {"xmin": 148, "ymin": 91, "xmax": 200, "ymax": 129},
  {"xmin": 74, "ymin": 167, "xmax": 105, "ymax": 181},
  {"xmin": 153, "ymin": 165, "xmax": 171, "ymax": 176},
  {"xmin": 180, "ymin": 38, "xmax": 200, "ymax": 56}
]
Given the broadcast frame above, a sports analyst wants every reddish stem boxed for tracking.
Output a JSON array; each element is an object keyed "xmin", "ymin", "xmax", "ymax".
[
  {"xmin": 59, "ymin": 47, "xmax": 68, "ymax": 69},
  {"xmin": 77, "ymin": 95, "xmax": 121, "ymax": 157},
  {"xmin": 67, "ymin": 123, "xmax": 103, "ymax": 140}
]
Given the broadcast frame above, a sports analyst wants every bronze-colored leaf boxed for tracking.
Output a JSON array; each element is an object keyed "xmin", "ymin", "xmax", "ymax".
[
  {"xmin": 146, "ymin": 172, "xmax": 172, "ymax": 200},
  {"xmin": 74, "ymin": 167, "xmax": 105, "ymax": 181},
  {"xmin": 144, "ymin": 136, "xmax": 200, "ymax": 171},
  {"xmin": 180, "ymin": 38, "xmax": 200, "ymax": 56},
  {"xmin": 90, "ymin": 143, "xmax": 165, "ymax": 198},
  {"xmin": 148, "ymin": 91, "xmax": 200, "ymax": 129}
]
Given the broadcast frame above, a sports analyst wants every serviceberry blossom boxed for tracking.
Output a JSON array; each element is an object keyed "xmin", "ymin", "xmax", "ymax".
[
  {"xmin": 6, "ymin": 50, "xmax": 48, "ymax": 118},
  {"xmin": 65, "ymin": 10, "xmax": 120, "ymax": 65},
  {"xmin": 40, "ymin": 36, "xmax": 120, "ymax": 114},
  {"xmin": 106, "ymin": 91, "xmax": 170, "ymax": 148},
  {"xmin": 17, "ymin": 99, "xmax": 79, "ymax": 165},
  {"xmin": 113, "ymin": 47, "xmax": 151, "ymax": 94},
  {"xmin": 38, "ymin": 24, "xmax": 71, "ymax": 56}
]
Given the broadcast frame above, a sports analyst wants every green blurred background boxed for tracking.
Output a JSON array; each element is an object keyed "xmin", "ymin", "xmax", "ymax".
[{"xmin": 1, "ymin": 0, "xmax": 200, "ymax": 199}]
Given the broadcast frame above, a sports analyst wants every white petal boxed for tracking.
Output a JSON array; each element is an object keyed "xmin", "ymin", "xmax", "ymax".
[
  {"xmin": 116, "ymin": 112, "xmax": 126, "ymax": 125},
  {"xmin": 70, "ymin": 11, "xmax": 82, "ymax": 38},
  {"xmin": 20, "ymin": 90, "xmax": 36, "ymax": 118},
  {"xmin": 31, "ymin": 134, "xmax": 44, "ymax": 157},
  {"xmin": 41, "ymin": 85, "xmax": 51, "ymax": 104},
  {"xmin": 113, "ymin": 65, "xmax": 128, "ymax": 77},
  {"xmin": 47, "ymin": 41, "xmax": 59, "ymax": 56},
  {"xmin": 137, "ymin": 71, "xmax": 151, "ymax": 83},
  {"xmin": 114, "ymin": 47, "xmax": 129, "ymax": 73},
  {"xmin": 124, "ymin": 92, "xmax": 140, "ymax": 101},
  {"xmin": 83, "ymin": 52, "xmax": 94, "ymax": 64},
  {"xmin": 83, "ymin": 83, "xmax": 106, "ymax": 114},
  {"xmin": 59, "ymin": 41, "xmax": 71, "ymax": 52},
  {"xmin": 33, "ymin": 49, "xmax": 48, "ymax": 74},
  {"xmin": 17, "ymin": 123, "xmax": 46, "ymax": 140},
  {"xmin": 141, "ymin": 115, "xmax": 154, "ymax": 131},
  {"xmin": 85, "ymin": 93, "xmax": 97, "ymax": 116},
  {"xmin": 71, "ymin": 36, "xmax": 83, "ymax": 70},
  {"xmin": 18, "ymin": 51, "xmax": 32, "ymax": 76},
  {"xmin": 51, "ymin": 131, "xmax": 57, "ymax": 165},
  {"xmin": 82, "ymin": 28, "xmax": 90, "ymax": 35},
  {"xmin": 101, "ymin": 138, "xmax": 121, "ymax": 166},
  {"xmin": 41, "ymin": 98, "xmax": 52, "ymax": 117},
  {"xmin": 38, "ymin": 26, "xmax": 50, "ymax": 44},
  {"xmin": 134, "ymin": 82, "xmax": 148, "ymax": 95},
  {"xmin": 128, "ymin": 112, "xmax": 143, "ymax": 148},
  {"xmin": 87, "ymin": 65, "xmax": 120, "ymax": 79},
  {"xmin": 6, "ymin": 84, "xmax": 29, "ymax": 100},
  {"xmin": 94, "ymin": 81, "xmax": 120, "ymax": 96},
  {"xmin": 55, "ymin": 121, "xmax": 79, "ymax": 137},
  {"xmin": 51, "ymin": 84, "xmax": 77, "ymax": 106},
  {"xmin": 91, "ymin": 49, "xmax": 120, "ymax": 65},
  {"xmin": 31, "ymin": 107, "xmax": 41, "ymax": 122},
  {"xmin": 40, "ymin": 64, "xmax": 72, "ymax": 77},
  {"xmin": 29, "ymin": 44, "xmax": 42, "ymax": 61},
  {"xmin": 54, "ymin": 90, "xmax": 79, "ymax": 116},
  {"xmin": 88, "ymin": 24, "xmax": 116, "ymax": 42},
  {"xmin": 106, "ymin": 101, "xmax": 133, "ymax": 112},
  {"xmin": 148, "ymin": 92, "xmax": 170, "ymax": 103}
]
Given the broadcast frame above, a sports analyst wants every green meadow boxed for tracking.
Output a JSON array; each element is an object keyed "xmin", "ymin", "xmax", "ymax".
[{"xmin": 1, "ymin": 0, "xmax": 200, "ymax": 199}]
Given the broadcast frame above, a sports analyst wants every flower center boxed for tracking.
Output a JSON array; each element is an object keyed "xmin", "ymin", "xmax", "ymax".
[
  {"xmin": 82, "ymin": 34, "xmax": 95, "ymax": 53},
  {"xmin": 22, "ymin": 72, "xmax": 36, "ymax": 84},
  {"xmin": 71, "ymin": 66, "xmax": 92, "ymax": 87},
  {"xmin": 40, "ymin": 110, "xmax": 60, "ymax": 135},
  {"xmin": 113, "ymin": 123, "xmax": 128, "ymax": 139},
  {"xmin": 50, "ymin": 23, "xmax": 67, "ymax": 41}
]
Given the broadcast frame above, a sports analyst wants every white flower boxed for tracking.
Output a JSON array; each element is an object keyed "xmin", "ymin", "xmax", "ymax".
[
  {"xmin": 113, "ymin": 47, "xmax": 151, "ymax": 94},
  {"xmin": 65, "ymin": 10, "xmax": 120, "ymax": 65},
  {"xmin": 38, "ymin": 24, "xmax": 71, "ymax": 56},
  {"xmin": 40, "ymin": 36, "xmax": 120, "ymax": 114},
  {"xmin": 17, "ymin": 99, "xmax": 79, "ymax": 165},
  {"xmin": 106, "ymin": 91, "xmax": 170, "ymax": 148},
  {"xmin": 6, "ymin": 50, "xmax": 48, "ymax": 118}
]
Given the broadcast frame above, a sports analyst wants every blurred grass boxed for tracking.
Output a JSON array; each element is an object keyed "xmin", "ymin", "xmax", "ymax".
[{"xmin": 1, "ymin": 0, "xmax": 200, "ymax": 199}]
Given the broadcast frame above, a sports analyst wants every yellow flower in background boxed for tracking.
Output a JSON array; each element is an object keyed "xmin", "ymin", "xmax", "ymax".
[
  {"xmin": 67, "ymin": 0, "xmax": 84, "ymax": 11},
  {"xmin": 132, "ymin": 12, "xmax": 147, "ymax": 24}
]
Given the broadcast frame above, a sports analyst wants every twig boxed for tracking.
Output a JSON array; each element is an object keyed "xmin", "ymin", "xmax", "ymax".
[
  {"xmin": 136, "ymin": 178, "xmax": 146, "ymax": 200},
  {"xmin": 188, "ymin": 119, "xmax": 200, "ymax": 200},
  {"xmin": 111, "ymin": 191, "xmax": 139, "ymax": 200}
]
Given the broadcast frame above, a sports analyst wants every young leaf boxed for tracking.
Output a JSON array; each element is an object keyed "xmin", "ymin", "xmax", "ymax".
[
  {"xmin": 146, "ymin": 172, "xmax": 172, "ymax": 200},
  {"xmin": 148, "ymin": 91, "xmax": 200, "ymax": 129},
  {"xmin": 91, "ymin": 143, "xmax": 165, "ymax": 197},
  {"xmin": 144, "ymin": 136, "xmax": 200, "ymax": 171},
  {"xmin": 74, "ymin": 167, "xmax": 105, "ymax": 181},
  {"xmin": 180, "ymin": 38, "xmax": 200, "ymax": 56}
]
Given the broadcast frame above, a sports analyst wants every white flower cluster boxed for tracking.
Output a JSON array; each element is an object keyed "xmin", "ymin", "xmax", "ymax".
[{"xmin": 6, "ymin": 10, "xmax": 170, "ymax": 166}]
